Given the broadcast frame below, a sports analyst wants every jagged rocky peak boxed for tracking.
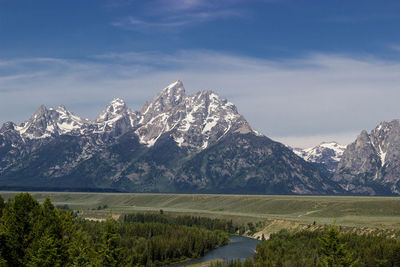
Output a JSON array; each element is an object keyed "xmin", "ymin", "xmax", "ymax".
[
  {"xmin": 135, "ymin": 80, "xmax": 259, "ymax": 149},
  {"xmin": 293, "ymin": 141, "xmax": 346, "ymax": 160},
  {"xmin": 96, "ymin": 98, "xmax": 129, "ymax": 122},
  {"xmin": 320, "ymin": 141, "xmax": 346, "ymax": 149},
  {"xmin": 369, "ymin": 121, "xmax": 399, "ymax": 166},
  {"xmin": 356, "ymin": 130, "xmax": 370, "ymax": 145},
  {"xmin": 142, "ymin": 80, "xmax": 186, "ymax": 116},
  {"xmin": 2, "ymin": 80, "xmax": 259, "ymax": 149},
  {"xmin": 56, "ymin": 104, "xmax": 68, "ymax": 113},
  {"xmin": 94, "ymin": 98, "xmax": 139, "ymax": 140},
  {"xmin": 159, "ymin": 79, "xmax": 186, "ymax": 105},
  {"xmin": 54, "ymin": 105, "xmax": 88, "ymax": 134},
  {"xmin": 0, "ymin": 79, "xmax": 340, "ymax": 195},
  {"xmin": 12, "ymin": 104, "xmax": 88, "ymax": 139},
  {"xmin": 292, "ymin": 141, "xmax": 346, "ymax": 173},
  {"xmin": 315, "ymin": 142, "xmax": 347, "ymax": 160},
  {"xmin": 35, "ymin": 104, "xmax": 48, "ymax": 116},
  {"xmin": 190, "ymin": 90, "xmax": 253, "ymax": 135},
  {"xmin": 14, "ymin": 104, "xmax": 53, "ymax": 138},
  {"xmin": 333, "ymin": 119, "xmax": 400, "ymax": 195},
  {"xmin": 0, "ymin": 121, "xmax": 16, "ymax": 132},
  {"xmin": 342, "ymin": 130, "xmax": 378, "ymax": 169}
]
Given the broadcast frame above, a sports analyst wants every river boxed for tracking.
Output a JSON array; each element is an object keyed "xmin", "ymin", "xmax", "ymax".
[{"xmin": 168, "ymin": 235, "xmax": 261, "ymax": 266}]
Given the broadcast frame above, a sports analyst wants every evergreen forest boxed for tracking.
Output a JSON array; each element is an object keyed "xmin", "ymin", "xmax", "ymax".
[
  {"xmin": 216, "ymin": 227, "xmax": 400, "ymax": 267},
  {"xmin": 0, "ymin": 193, "xmax": 229, "ymax": 266},
  {"xmin": 1, "ymin": 193, "xmax": 400, "ymax": 266}
]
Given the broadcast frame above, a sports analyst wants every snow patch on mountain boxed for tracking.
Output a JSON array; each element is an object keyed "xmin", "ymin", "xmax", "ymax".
[
  {"xmin": 293, "ymin": 141, "xmax": 346, "ymax": 173},
  {"xmin": 378, "ymin": 145, "xmax": 387, "ymax": 166},
  {"xmin": 7, "ymin": 80, "xmax": 260, "ymax": 151},
  {"xmin": 14, "ymin": 104, "xmax": 89, "ymax": 139},
  {"xmin": 96, "ymin": 98, "xmax": 126, "ymax": 122},
  {"xmin": 134, "ymin": 80, "xmax": 258, "ymax": 149}
]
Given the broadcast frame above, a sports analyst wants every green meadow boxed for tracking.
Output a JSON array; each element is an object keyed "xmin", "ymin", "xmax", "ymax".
[{"xmin": 1, "ymin": 191, "xmax": 400, "ymax": 229}]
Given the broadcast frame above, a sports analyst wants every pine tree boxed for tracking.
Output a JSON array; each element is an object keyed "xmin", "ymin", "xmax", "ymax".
[
  {"xmin": 99, "ymin": 218, "xmax": 123, "ymax": 267},
  {"xmin": 25, "ymin": 197, "xmax": 65, "ymax": 266},
  {"xmin": 69, "ymin": 229, "xmax": 93, "ymax": 267},
  {"xmin": 0, "ymin": 195, "xmax": 4, "ymax": 218},
  {"xmin": 318, "ymin": 225, "xmax": 357, "ymax": 267},
  {"xmin": 243, "ymin": 258, "xmax": 254, "ymax": 267},
  {"xmin": 29, "ymin": 234, "xmax": 61, "ymax": 267},
  {"xmin": 0, "ymin": 195, "xmax": 4, "ymax": 267},
  {"xmin": 0, "ymin": 193, "xmax": 40, "ymax": 266},
  {"xmin": 0, "ymin": 257, "xmax": 7, "ymax": 267}
]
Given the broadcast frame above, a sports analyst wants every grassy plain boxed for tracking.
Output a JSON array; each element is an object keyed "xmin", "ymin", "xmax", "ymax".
[{"xmin": 1, "ymin": 191, "xmax": 400, "ymax": 231}]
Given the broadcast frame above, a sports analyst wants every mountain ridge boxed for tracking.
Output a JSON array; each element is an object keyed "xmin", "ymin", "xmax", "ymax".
[
  {"xmin": 292, "ymin": 141, "xmax": 346, "ymax": 174},
  {"xmin": 0, "ymin": 80, "xmax": 334, "ymax": 194}
]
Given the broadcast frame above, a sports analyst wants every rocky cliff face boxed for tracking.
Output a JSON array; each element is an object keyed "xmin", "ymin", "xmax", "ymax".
[
  {"xmin": 333, "ymin": 120, "xmax": 400, "ymax": 195},
  {"xmin": 0, "ymin": 80, "xmax": 335, "ymax": 194}
]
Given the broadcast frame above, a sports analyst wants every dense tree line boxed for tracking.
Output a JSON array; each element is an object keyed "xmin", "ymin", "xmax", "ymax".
[
  {"xmin": 0, "ymin": 193, "xmax": 91, "ymax": 266},
  {"xmin": 80, "ymin": 219, "xmax": 229, "ymax": 266},
  {"xmin": 214, "ymin": 226, "xmax": 400, "ymax": 267},
  {"xmin": 121, "ymin": 213, "xmax": 239, "ymax": 233},
  {"xmin": 0, "ymin": 193, "xmax": 229, "ymax": 266}
]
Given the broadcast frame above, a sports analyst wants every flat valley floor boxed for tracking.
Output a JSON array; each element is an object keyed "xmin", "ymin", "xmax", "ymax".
[{"xmin": 2, "ymin": 191, "xmax": 400, "ymax": 237}]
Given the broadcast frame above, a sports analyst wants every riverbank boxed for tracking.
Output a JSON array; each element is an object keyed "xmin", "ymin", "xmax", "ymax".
[
  {"xmin": 168, "ymin": 235, "xmax": 261, "ymax": 267},
  {"xmin": 186, "ymin": 259, "xmax": 223, "ymax": 267}
]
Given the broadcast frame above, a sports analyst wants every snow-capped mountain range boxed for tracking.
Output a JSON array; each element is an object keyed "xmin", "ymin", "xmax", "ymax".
[
  {"xmin": 0, "ymin": 80, "xmax": 333, "ymax": 194},
  {"xmin": 8, "ymin": 80, "xmax": 258, "ymax": 150},
  {"xmin": 292, "ymin": 142, "xmax": 346, "ymax": 173},
  {"xmin": 3, "ymin": 80, "xmax": 400, "ymax": 195}
]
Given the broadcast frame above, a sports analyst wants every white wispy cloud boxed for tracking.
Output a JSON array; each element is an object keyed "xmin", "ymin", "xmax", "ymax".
[
  {"xmin": 110, "ymin": 0, "xmax": 247, "ymax": 31},
  {"xmin": 1, "ymin": 50, "xmax": 400, "ymax": 148},
  {"xmin": 156, "ymin": 0, "xmax": 279, "ymax": 12},
  {"xmin": 112, "ymin": 9, "xmax": 244, "ymax": 30},
  {"xmin": 159, "ymin": 0, "xmax": 208, "ymax": 11},
  {"xmin": 112, "ymin": 17, "xmax": 190, "ymax": 29}
]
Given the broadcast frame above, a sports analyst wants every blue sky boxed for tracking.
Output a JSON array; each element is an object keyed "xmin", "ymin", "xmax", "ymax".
[
  {"xmin": 2, "ymin": 0, "xmax": 400, "ymax": 59},
  {"xmin": 1, "ymin": 0, "xmax": 400, "ymax": 147}
]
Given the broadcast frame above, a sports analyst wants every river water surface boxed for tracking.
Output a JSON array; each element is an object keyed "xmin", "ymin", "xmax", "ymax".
[{"xmin": 169, "ymin": 235, "xmax": 261, "ymax": 266}]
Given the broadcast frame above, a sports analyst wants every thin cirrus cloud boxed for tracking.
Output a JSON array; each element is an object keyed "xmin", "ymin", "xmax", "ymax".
[
  {"xmin": 112, "ymin": 9, "xmax": 245, "ymax": 30},
  {"xmin": 1, "ymin": 50, "xmax": 400, "ymax": 148},
  {"xmin": 105, "ymin": 0, "xmax": 210, "ymax": 11},
  {"xmin": 110, "ymin": 0, "xmax": 247, "ymax": 30},
  {"xmin": 144, "ymin": 0, "xmax": 242, "ymax": 12},
  {"xmin": 153, "ymin": 0, "xmax": 277, "ymax": 11},
  {"xmin": 159, "ymin": 0, "xmax": 209, "ymax": 11}
]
